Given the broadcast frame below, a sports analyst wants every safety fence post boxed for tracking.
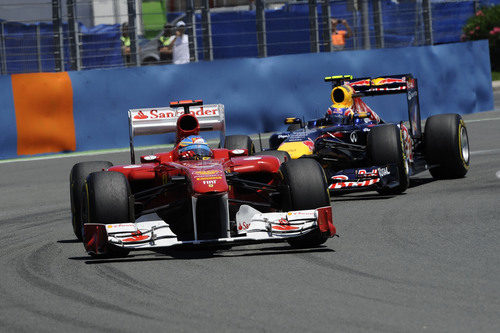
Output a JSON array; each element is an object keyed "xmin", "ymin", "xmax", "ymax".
[
  {"xmin": 201, "ymin": 0, "xmax": 213, "ymax": 61},
  {"xmin": 52, "ymin": 0, "xmax": 65, "ymax": 71},
  {"xmin": 67, "ymin": 0, "xmax": 81, "ymax": 71},
  {"xmin": 127, "ymin": 0, "xmax": 139, "ymax": 66},
  {"xmin": 0, "ymin": 22, "xmax": 5, "ymax": 75},
  {"xmin": 256, "ymin": 0, "xmax": 267, "ymax": 57},
  {"xmin": 422, "ymin": 0, "xmax": 433, "ymax": 45},
  {"xmin": 473, "ymin": 0, "xmax": 480, "ymax": 14},
  {"xmin": 36, "ymin": 25, "xmax": 42, "ymax": 72},
  {"xmin": 360, "ymin": 0, "xmax": 370, "ymax": 50},
  {"xmin": 320, "ymin": 0, "xmax": 331, "ymax": 52},
  {"xmin": 308, "ymin": 0, "xmax": 319, "ymax": 53},
  {"xmin": 373, "ymin": 0, "xmax": 384, "ymax": 49},
  {"xmin": 348, "ymin": 0, "xmax": 359, "ymax": 50},
  {"xmin": 186, "ymin": 0, "xmax": 198, "ymax": 62}
]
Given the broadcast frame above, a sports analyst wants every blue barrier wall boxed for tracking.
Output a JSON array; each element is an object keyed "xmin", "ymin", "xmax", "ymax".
[
  {"xmin": 0, "ymin": 41, "xmax": 494, "ymax": 159},
  {"xmin": 0, "ymin": 75, "xmax": 17, "ymax": 158}
]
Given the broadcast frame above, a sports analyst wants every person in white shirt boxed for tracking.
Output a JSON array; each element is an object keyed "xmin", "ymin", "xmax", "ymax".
[{"xmin": 173, "ymin": 21, "xmax": 190, "ymax": 65}]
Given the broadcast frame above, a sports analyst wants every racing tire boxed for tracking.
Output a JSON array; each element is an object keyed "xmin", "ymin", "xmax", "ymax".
[
  {"xmin": 256, "ymin": 150, "xmax": 291, "ymax": 164},
  {"xmin": 70, "ymin": 161, "xmax": 113, "ymax": 241},
  {"xmin": 367, "ymin": 124, "xmax": 409, "ymax": 195},
  {"xmin": 280, "ymin": 159, "xmax": 331, "ymax": 248},
  {"xmin": 424, "ymin": 114, "xmax": 470, "ymax": 179},
  {"xmin": 224, "ymin": 135, "xmax": 255, "ymax": 155},
  {"xmin": 82, "ymin": 171, "xmax": 131, "ymax": 258}
]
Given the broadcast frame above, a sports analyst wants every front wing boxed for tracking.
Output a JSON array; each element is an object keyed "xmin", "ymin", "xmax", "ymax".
[
  {"xmin": 328, "ymin": 164, "xmax": 400, "ymax": 191},
  {"xmin": 84, "ymin": 206, "xmax": 335, "ymax": 255}
]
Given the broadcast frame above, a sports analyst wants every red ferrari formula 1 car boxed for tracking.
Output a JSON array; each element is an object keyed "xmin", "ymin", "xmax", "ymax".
[{"xmin": 70, "ymin": 100, "xmax": 336, "ymax": 257}]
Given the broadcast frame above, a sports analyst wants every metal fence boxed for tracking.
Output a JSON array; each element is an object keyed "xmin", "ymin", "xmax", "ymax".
[{"xmin": 0, "ymin": 0, "xmax": 495, "ymax": 75}]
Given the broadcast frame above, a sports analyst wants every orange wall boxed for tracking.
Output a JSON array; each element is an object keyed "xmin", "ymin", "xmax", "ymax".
[{"xmin": 11, "ymin": 72, "xmax": 76, "ymax": 155}]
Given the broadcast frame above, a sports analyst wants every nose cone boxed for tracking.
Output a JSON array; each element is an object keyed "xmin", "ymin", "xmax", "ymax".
[
  {"xmin": 278, "ymin": 141, "xmax": 314, "ymax": 159},
  {"xmin": 186, "ymin": 163, "xmax": 228, "ymax": 194}
]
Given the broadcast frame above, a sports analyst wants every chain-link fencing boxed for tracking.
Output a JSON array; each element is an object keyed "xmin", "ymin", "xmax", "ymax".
[{"xmin": 0, "ymin": 0, "xmax": 498, "ymax": 74}]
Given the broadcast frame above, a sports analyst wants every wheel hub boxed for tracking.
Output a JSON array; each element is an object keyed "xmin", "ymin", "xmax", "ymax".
[{"xmin": 460, "ymin": 126, "xmax": 469, "ymax": 164}]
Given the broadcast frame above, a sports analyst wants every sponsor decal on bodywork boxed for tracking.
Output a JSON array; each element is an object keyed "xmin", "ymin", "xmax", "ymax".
[
  {"xmin": 192, "ymin": 170, "xmax": 221, "ymax": 176},
  {"xmin": 272, "ymin": 218, "xmax": 299, "ymax": 231},
  {"xmin": 378, "ymin": 167, "xmax": 390, "ymax": 177},
  {"xmin": 399, "ymin": 124, "xmax": 413, "ymax": 162},
  {"xmin": 132, "ymin": 106, "xmax": 219, "ymax": 121},
  {"xmin": 329, "ymin": 178, "xmax": 380, "ymax": 189}
]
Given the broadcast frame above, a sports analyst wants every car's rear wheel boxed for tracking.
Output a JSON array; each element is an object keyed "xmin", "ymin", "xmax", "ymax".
[
  {"xmin": 256, "ymin": 150, "xmax": 291, "ymax": 164},
  {"xmin": 280, "ymin": 159, "xmax": 331, "ymax": 248},
  {"xmin": 82, "ymin": 171, "xmax": 132, "ymax": 257},
  {"xmin": 224, "ymin": 135, "xmax": 255, "ymax": 155},
  {"xmin": 367, "ymin": 124, "xmax": 409, "ymax": 195},
  {"xmin": 424, "ymin": 114, "xmax": 470, "ymax": 179},
  {"xmin": 70, "ymin": 161, "xmax": 113, "ymax": 241}
]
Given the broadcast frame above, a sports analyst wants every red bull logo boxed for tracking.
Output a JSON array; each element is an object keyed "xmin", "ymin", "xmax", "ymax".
[
  {"xmin": 350, "ymin": 79, "xmax": 371, "ymax": 86},
  {"xmin": 371, "ymin": 77, "xmax": 406, "ymax": 86}
]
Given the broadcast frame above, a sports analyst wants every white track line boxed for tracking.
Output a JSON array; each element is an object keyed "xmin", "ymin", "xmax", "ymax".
[
  {"xmin": 0, "ymin": 133, "xmax": 273, "ymax": 165},
  {"xmin": 470, "ymin": 148, "xmax": 500, "ymax": 156},
  {"xmin": 0, "ymin": 116, "xmax": 498, "ymax": 164},
  {"xmin": 466, "ymin": 117, "xmax": 500, "ymax": 123}
]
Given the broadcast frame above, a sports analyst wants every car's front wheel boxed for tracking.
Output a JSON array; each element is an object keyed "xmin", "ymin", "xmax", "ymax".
[
  {"xmin": 82, "ymin": 171, "xmax": 132, "ymax": 257},
  {"xmin": 280, "ymin": 159, "xmax": 331, "ymax": 248},
  {"xmin": 367, "ymin": 124, "xmax": 409, "ymax": 195},
  {"xmin": 70, "ymin": 161, "xmax": 113, "ymax": 241}
]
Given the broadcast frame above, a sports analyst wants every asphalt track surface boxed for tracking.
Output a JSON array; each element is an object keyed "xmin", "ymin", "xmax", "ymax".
[{"xmin": 0, "ymin": 94, "xmax": 499, "ymax": 332}]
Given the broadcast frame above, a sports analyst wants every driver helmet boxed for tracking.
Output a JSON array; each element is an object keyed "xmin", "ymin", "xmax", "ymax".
[
  {"xmin": 325, "ymin": 106, "xmax": 353, "ymax": 125},
  {"xmin": 178, "ymin": 135, "xmax": 212, "ymax": 160}
]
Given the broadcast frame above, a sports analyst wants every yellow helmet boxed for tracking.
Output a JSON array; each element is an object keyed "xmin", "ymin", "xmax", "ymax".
[{"xmin": 330, "ymin": 85, "xmax": 355, "ymax": 109}]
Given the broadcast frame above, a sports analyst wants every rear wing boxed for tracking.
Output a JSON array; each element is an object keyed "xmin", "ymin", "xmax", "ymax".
[
  {"xmin": 325, "ymin": 74, "xmax": 422, "ymax": 139},
  {"xmin": 128, "ymin": 103, "xmax": 225, "ymax": 163}
]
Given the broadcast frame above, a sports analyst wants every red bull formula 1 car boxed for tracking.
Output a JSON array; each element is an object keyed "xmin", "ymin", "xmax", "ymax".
[
  {"xmin": 268, "ymin": 74, "xmax": 470, "ymax": 195},
  {"xmin": 69, "ymin": 100, "xmax": 336, "ymax": 257}
]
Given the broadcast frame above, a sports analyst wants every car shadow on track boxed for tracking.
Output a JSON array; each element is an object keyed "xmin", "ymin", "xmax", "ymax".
[
  {"xmin": 57, "ymin": 239, "xmax": 81, "ymax": 244},
  {"xmin": 68, "ymin": 246, "xmax": 334, "ymax": 264},
  {"xmin": 409, "ymin": 177, "xmax": 435, "ymax": 189},
  {"xmin": 332, "ymin": 192, "xmax": 397, "ymax": 202}
]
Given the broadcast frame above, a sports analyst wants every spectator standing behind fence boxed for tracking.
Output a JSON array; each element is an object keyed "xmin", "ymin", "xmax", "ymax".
[
  {"xmin": 120, "ymin": 22, "xmax": 131, "ymax": 65},
  {"xmin": 330, "ymin": 18, "xmax": 352, "ymax": 50},
  {"xmin": 173, "ymin": 21, "xmax": 190, "ymax": 64},
  {"xmin": 158, "ymin": 24, "xmax": 175, "ymax": 64}
]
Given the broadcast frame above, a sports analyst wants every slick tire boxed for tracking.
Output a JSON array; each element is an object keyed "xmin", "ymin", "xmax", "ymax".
[
  {"xmin": 424, "ymin": 114, "xmax": 470, "ymax": 179},
  {"xmin": 70, "ymin": 161, "xmax": 113, "ymax": 241},
  {"xmin": 368, "ymin": 124, "xmax": 409, "ymax": 195},
  {"xmin": 82, "ymin": 171, "xmax": 132, "ymax": 258},
  {"xmin": 256, "ymin": 150, "xmax": 291, "ymax": 164},
  {"xmin": 224, "ymin": 135, "xmax": 255, "ymax": 155},
  {"xmin": 280, "ymin": 159, "xmax": 331, "ymax": 248}
]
